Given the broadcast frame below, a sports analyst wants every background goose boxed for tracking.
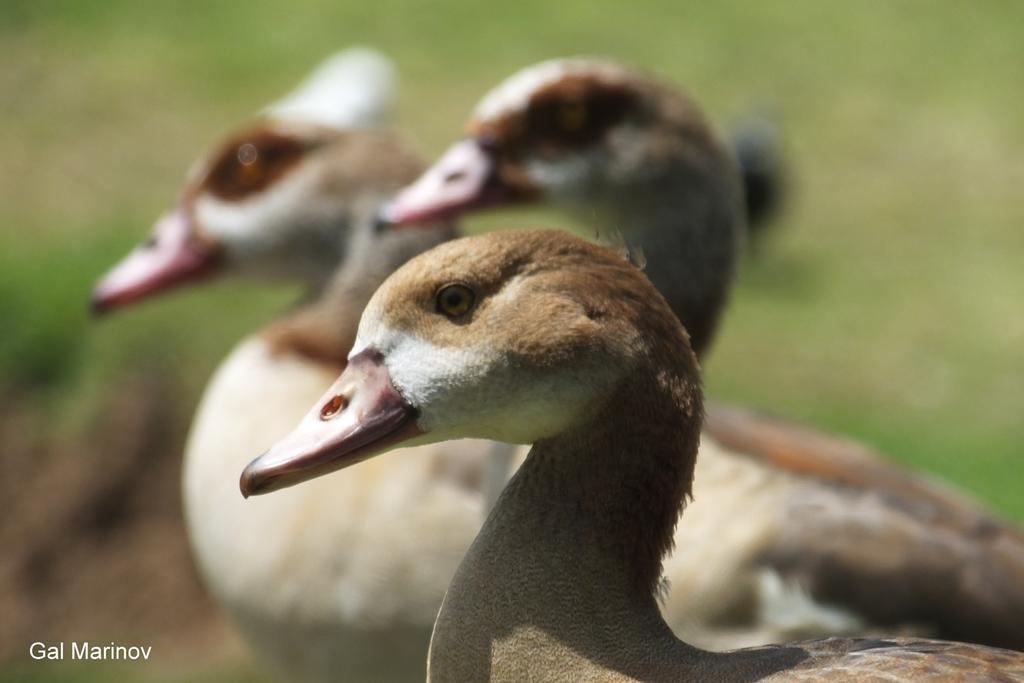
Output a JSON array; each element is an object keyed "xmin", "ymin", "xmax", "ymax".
[
  {"xmin": 384, "ymin": 57, "xmax": 743, "ymax": 356},
  {"xmin": 243, "ymin": 229, "xmax": 1024, "ymax": 683},
  {"xmin": 382, "ymin": 57, "xmax": 1024, "ymax": 650},
  {"xmin": 92, "ymin": 50, "xmax": 495, "ymax": 682},
  {"xmin": 92, "ymin": 48, "xmax": 402, "ymax": 314}
]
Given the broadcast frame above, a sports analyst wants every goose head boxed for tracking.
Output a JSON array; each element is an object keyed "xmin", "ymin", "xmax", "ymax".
[
  {"xmin": 383, "ymin": 58, "xmax": 732, "ymax": 224},
  {"xmin": 91, "ymin": 124, "xmax": 428, "ymax": 313},
  {"xmin": 91, "ymin": 48, "xmax": 420, "ymax": 313},
  {"xmin": 241, "ymin": 228, "xmax": 699, "ymax": 497},
  {"xmin": 382, "ymin": 58, "xmax": 740, "ymax": 358}
]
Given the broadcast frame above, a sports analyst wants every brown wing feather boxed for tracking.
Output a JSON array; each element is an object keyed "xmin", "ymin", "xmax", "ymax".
[
  {"xmin": 766, "ymin": 637, "xmax": 1024, "ymax": 681},
  {"xmin": 705, "ymin": 403, "xmax": 986, "ymax": 521},
  {"xmin": 704, "ymin": 402, "xmax": 1024, "ymax": 650}
]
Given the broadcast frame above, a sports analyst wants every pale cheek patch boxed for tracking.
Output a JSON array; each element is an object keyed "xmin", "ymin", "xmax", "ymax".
[
  {"xmin": 353, "ymin": 321, "xmax": 499, "ymax": 433},
  {"xmin": 349, "ymin": 317, "xmax": 582, "ymax": 444},
  {"xmin": 387, "ymin": 337, "xmax": 483, "ymax": 414},
  {"xmin": 523, "ymin": 155, "xmax": 592, "ymax": 196},
  {"xmin": 194, "ymin": 165, "xmax": 318, "ymax": 258}
]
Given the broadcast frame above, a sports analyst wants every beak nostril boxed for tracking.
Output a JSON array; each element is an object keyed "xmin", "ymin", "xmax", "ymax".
[
  {"xmin": 443, "ymin": 171, "xmax": 466, "ymax": 184},
  {"xmin": 143, "ymin": 235, "xmax": 158, "ymax": 249},
  {"xmin": 320, "ymin": 394, "xmax": 348, "ymax": 421}
]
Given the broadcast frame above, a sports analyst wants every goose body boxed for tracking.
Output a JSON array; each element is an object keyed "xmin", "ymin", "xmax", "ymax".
[
  {"xmin": 243, "ymin": 229, "xmax": 1024, "ymax": 682},
  {"xmin": 383, "ymin": 57, "xmax": 1024, "ymax": 650}
]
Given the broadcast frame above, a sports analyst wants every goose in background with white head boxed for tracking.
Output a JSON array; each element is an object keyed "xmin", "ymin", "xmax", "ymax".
[{"xmin": 92, "ymin": 49, "xmax": 491, "ymax": 682}]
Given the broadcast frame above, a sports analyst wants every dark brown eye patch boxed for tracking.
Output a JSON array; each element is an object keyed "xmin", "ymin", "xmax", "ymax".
[
  {"xmin": 521, "ymin": 78, "xmax": 636, "ymax": 151},
  {"xmin": 203, "ymin": 129, "xmax": 307, "ymax": 200}
]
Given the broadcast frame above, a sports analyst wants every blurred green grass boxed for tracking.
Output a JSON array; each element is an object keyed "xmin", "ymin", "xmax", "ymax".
[{"xmin": 2, "ymin": 1, "xmax": 1022, "ymax": 678}]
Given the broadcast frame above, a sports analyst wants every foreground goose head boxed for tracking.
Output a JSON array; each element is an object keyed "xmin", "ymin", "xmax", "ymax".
[
  {"xmin": 91, "ymin": 48, "xmax": 428, "ymax": 313},
  {"xmin": 383, "ymin": 58, "xmax": 742, "ymax": 356},
  {"xmin": 242, "ymin": 229, "xmax": 1024, "ymax": 682},
  {"xmin": 241, "ymin": 227, "xmax": 693, "ymax": 499}
]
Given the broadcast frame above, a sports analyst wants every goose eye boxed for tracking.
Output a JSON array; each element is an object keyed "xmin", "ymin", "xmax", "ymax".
[
  {"xmin": 558, "ymin": 100, "xmax": 588, "ymax": 132},
  {"xmin": 435, "ymin": 284, "xmax": 475, "ymax": 318},
  {"xmin": 205, "ymin": 132, "xmax": 305, "ymax": 200},
  {"xmin": 235, "ymin": 143, "xmax": 264, "ymax": 185}
]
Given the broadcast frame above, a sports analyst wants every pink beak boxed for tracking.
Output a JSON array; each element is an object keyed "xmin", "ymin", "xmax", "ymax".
[
  {"xmin": 240, "ymin": 349, "xmax": 422, "ymax": 497},
  {"xmin": 90, "ymin": 209, "xmax": 221, "ymax": 314},
  {"xmin": 380, "ymin": 138, "xmax": 505, "ymax": 225}
]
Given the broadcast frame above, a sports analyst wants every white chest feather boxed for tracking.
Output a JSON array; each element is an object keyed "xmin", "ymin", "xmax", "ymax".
[{"xmin": 182, "ymin": 336, "xmax": 496, "ymax": 680}]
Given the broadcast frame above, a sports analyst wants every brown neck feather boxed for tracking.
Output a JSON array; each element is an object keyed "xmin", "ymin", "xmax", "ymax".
[
  {"xmin": 525, "ymin": 364, "xmax": 702, "ymax": 595},
  {"xmin": 428, "ymin": 318, "xmax": 706, "ymax": 681},
  {"xmin": 592, "ymin": 96, "xmax": 742, "ymax": 359},
  {"xmin": 263, "ymin": 302, "xmax": 358, "ymax": 367},
  {"xmin": 264, "ymin": 222, "xmax": 456, "ymax": 366},
  {"xmin": 614, "ymin": 173, "xmax": 738, "ymax": 359}
]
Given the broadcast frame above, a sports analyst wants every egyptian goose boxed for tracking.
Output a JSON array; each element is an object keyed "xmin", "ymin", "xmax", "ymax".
[
  {"xmin": 92, "ymin": 48, "xmax": 404, "ymax": 313},
  {"xmin": 383, "ymin": 57, "xmax": 741, "ymax": 357},
  {"xmin": 382, "ymin": 57, "xmax": 1024, "ymax": 650},
  {"xmin": 91, "ymin": 50, "xmax": 500, "ymax": 682},
  {"xmin": 242, "ymin": 229, "xmax": 1024, "ymax": 682}
]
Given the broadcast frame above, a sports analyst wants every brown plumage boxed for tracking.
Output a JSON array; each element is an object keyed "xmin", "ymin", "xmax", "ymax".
[
  {"xmin": 200, "ymin": 127, "xmax": 310, "ymax": 201},
  {"xmin": 245, "ymin": 229, "xmax": 1024, "ymax": 682},
  {"xmin": 706, "ymin": 404, "xmax": 1024, "ymax": 651}
]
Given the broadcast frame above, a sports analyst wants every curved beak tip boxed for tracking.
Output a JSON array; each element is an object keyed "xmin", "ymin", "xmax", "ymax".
[
  {"xmin": 89, "ymin": 293, "xmax": 111, "ymax": 317},
  {"xmin": 89, "ymin": 210, "xmax": 222, "ymax": 313},
  {"xmin": 373, "ymin": 205, "xmax": 397, "ymax": 232},
  {"xmin": 236, "ymin": 349, "xmax": 421, "ymax": 499},
  {"xmin": 239, "ymin": 458, "xmax": 266, "ymax": 499}
]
